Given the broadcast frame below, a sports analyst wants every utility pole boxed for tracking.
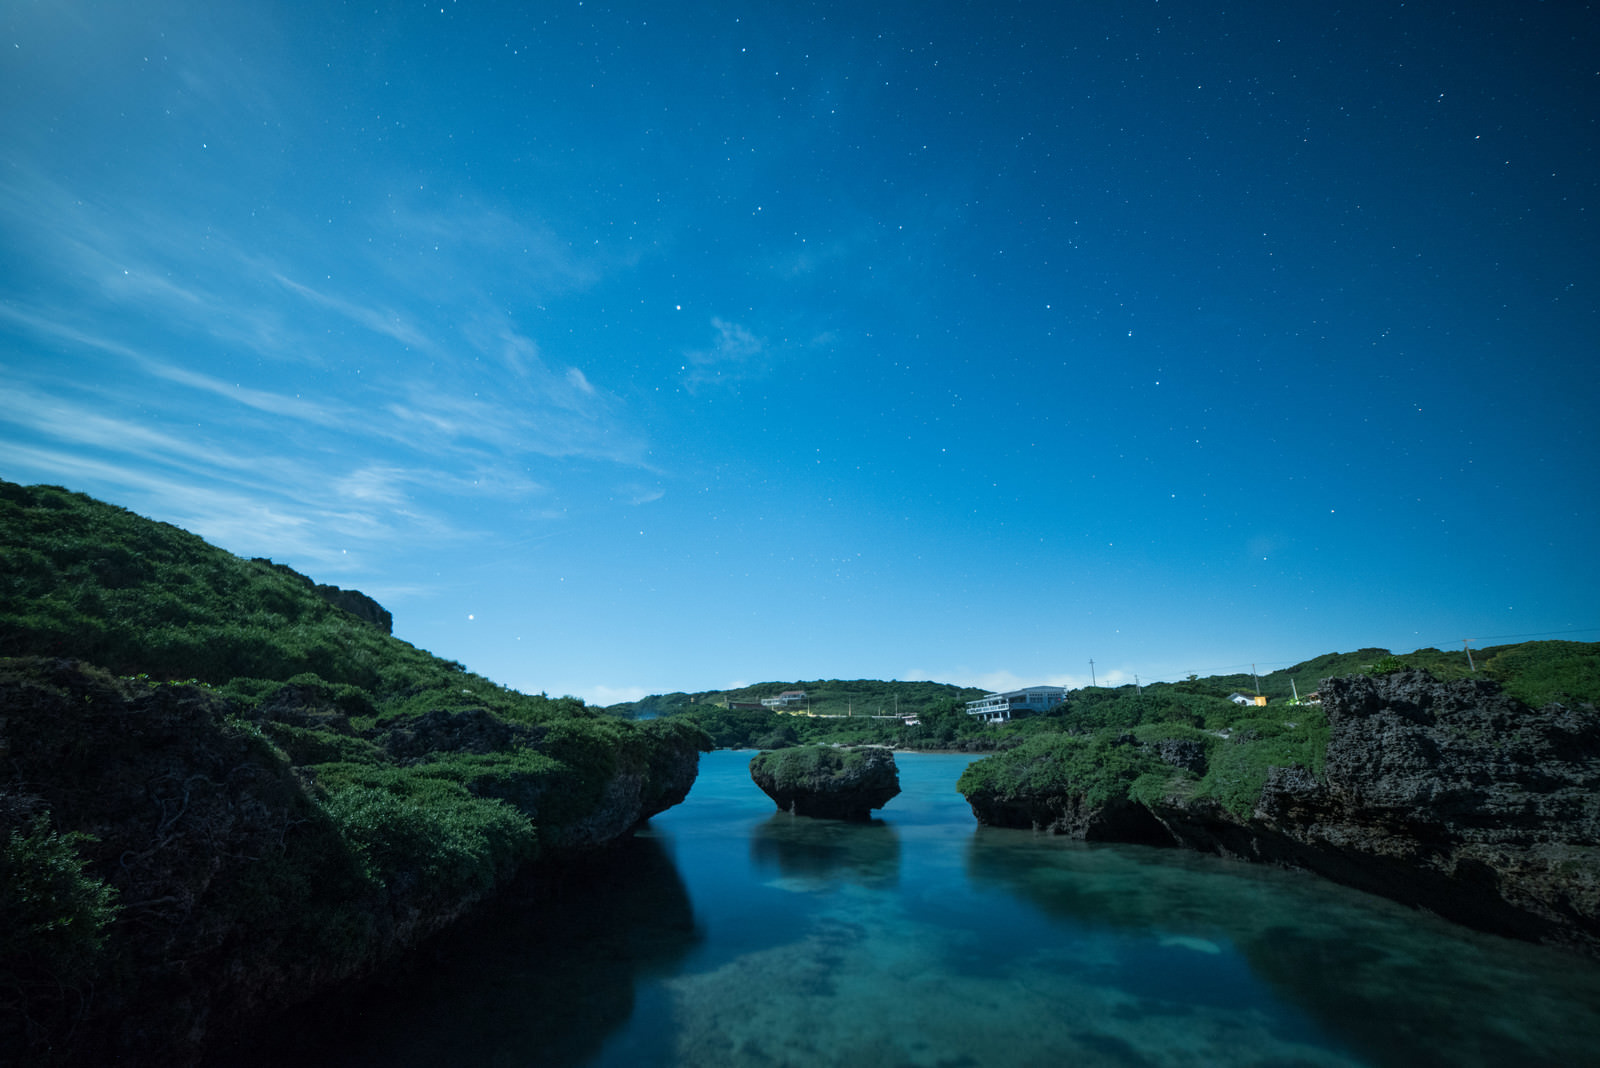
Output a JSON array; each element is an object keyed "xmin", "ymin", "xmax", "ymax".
[
  {"xmin": 1252, "ymin": 664, "xmax": 1260, "ymax": 696},
  {"xmin": 1463, "ymin": 639, "xmax": 1476, "ymax": 673},
  {"xmin": 1089, "ymin": 659, "xmax": 1096, "ymax": 687},
  {"xmin": 1135, "ymin": 674, "xmax": 1142, "ymax": 694}
]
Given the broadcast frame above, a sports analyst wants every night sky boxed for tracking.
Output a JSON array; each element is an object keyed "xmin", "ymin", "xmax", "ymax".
[{"xmin": 3, "ymin": 1, "xmax": 1596, "ymax": 703}]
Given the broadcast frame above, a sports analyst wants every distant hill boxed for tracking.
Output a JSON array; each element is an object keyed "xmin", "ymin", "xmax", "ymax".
[
  {"xmin": 607, "ymin": 678, "xmax": 988, "ymax": 720},
  {"xmin": 610, "ymin": 642, "xmax": 1599, "ymax": 724},
  {"xmin": 1196, "ymin": 642, "xmax": 1599, "ymax": 709}
]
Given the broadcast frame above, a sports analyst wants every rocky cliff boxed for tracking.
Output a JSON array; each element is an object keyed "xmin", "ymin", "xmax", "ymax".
[
  {"xmin": 0, "ymin": 658, "xmax": 707, "ymax": 1066},
  {"xmin": 962, "ymin": 670, "xmax": 1600, "ymax": 955}
]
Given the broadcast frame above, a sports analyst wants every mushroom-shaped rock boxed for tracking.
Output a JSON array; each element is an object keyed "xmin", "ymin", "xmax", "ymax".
[{"xmin": 749, "ymin": 746, "xmax": 901, "ymax": 820}]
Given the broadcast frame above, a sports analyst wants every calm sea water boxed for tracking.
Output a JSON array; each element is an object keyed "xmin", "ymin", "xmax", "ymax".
[{"xmin": 255, "ymin": 750, "xmax": 1600, "ymax": 1067}]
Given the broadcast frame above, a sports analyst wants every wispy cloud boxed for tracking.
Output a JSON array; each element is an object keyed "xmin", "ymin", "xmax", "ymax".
[
  {"xmin": 682, "ymin": 316, "xmax": 768, "ymax": 391},
  {"xmin": 566, "ymin": 367, "xmax": 596, "ymax": 395},
  {"xmin": 273, "ymin": 272, "xmax": 436, "ymax": 352},
  {"xmin": 617, "ymin": 482, "xmax": 665, "ymax": 506},
  {"xmin": 0, "ymin": 379, "xmax": 470, "ymax": 565},
  {"xmin": 0, "ymin": 142, "xmax": 667, "ymax": 582},
  {"xmin": 0, "ymin": 440, "xmax": 345, "ymax": 568}
]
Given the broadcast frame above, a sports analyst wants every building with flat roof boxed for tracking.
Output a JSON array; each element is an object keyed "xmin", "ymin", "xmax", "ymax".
[{"xmin": 965, "ymin": 686, "xmax": 1068, "ymax": 724}]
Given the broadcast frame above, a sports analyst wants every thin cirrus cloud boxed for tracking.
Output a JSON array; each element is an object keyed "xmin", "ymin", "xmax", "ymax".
[
  {"xmin": 3, "ymin": 164, "xmax": 656, "ymax": 493},
  {"xmin": 682, "ymin": 316, "xmax": 768, "ymax": 391},
  {"xmin": 271, "ymin": 272, "xmax": 436, "ymax": 353},
  {"xmin": 0, "ymin": 438, "xmax": 359, "ymax": 570}
]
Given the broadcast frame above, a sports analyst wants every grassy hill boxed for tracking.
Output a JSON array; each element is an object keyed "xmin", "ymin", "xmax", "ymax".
[
  {"xmin": 0, "ymin": 480, "xmax": 706, "ymax": 1066},
  {"xmin": 608, "ymin": 678, "xmax": 987, "ymax": 720},
  {"xmin": 0, "ymin": 479, "xmax": 586, "ymax": 722}
]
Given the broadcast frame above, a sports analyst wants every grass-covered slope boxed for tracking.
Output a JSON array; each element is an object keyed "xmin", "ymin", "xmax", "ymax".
[
  {"xmin": 0, "ymin": 480, "xmax": 709, "ymax": 1066},
  {"xmin": 0, "ymin": 480, "xmax": 583, "ymax": 720}
]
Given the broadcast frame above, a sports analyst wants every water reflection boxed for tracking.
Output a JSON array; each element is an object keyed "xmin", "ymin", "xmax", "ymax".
[
  {"xmin": 209, "ymin": 831, "xmax": 701, "ymax": 1068},
  {"xmin": 223, "ymin": 753, "xmax": 1600, "ymax": 1068},
  {"xmin": 748, "ymin": 812, "xmax": 901, "ymax": 889},
  {"xmin": 962, "ymin": 825, "xmax": 1600, "ymax": 1067}
]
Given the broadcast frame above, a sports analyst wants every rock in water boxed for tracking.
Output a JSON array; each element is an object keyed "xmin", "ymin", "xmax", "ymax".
[
  {"xmin": 959, "ymin": 668, "xmax": 1600, "ymax": 955},
  {"xmin": 1244, "ymin": 669, "xmax": 1600, "ymax": 952},
  {"xmin": 749, "ymin": 746, "xmax": 900, "ymax": 819}
]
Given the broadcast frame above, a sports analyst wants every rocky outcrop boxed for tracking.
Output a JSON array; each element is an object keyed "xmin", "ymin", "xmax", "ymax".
[
  {"xmin": 312, "ymin": 583, "xmax": 393, "ymax": 634},
  {"xmin": 375, "ymin": 706, "xmax": 540, "ymax": 759},
  {"xmin": 251, "ymin": 558, "xmax": 393, "ymax": 633},
  {"xmin": 749, "ymin": 746, "xmax": 901, "ymax": 819},
  {"xmin": 964, "ymin": 671, "xmax": 1600, "ymax": 956},
  {"xmin": 0, "ymin": 659, "xmax": 708, "ymax": 1066},
  {"xmin": 1228, "ymin": 671, "xmax": 1600, "ymax": 953},
  {"xmin": 1, "ymin": 659, "xmax": 364, "ymax": 1066}
]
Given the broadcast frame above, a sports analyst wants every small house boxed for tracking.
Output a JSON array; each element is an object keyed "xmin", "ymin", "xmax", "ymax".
[{"xmin": 965, "ymin": 686, "xmax": 1068, "ymax": 724}]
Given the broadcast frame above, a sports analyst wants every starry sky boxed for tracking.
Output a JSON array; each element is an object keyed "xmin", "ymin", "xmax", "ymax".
[{"xmin": 3, "ymin": 1, "xmax": 1596, "ymax": 704}]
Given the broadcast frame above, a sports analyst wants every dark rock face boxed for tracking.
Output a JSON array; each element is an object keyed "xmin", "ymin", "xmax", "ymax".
[
  {"xmin": 312, "ymin": 583, "xmax": 393, "ymax": 634},
  {"xmin": 750, "ymin": 746, "xmax": 901, "ymax": 820},
  {"xmin": 1, "ymin": 659, "xmax": 358, "ymax": 1066},
  {"xmin": 1151, "ymin": 737, "xmax": 1208, "ymax": 775},
  {"xmin": 376, "ymin": 706, "xmax": 539, "ymax": 760},
  {"xmin": 0, "ymin": 659, "xmax": 709, "ymax": 1065},
  {"xmin": 1231, "ymin": 671, "xmax": 1600, "ymax": 953}
]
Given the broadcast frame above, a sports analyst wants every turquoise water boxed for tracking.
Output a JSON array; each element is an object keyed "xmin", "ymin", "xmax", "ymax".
[{"xmin": 260, "ymin": 750, "xmax": 1600, "ymax": 1067}]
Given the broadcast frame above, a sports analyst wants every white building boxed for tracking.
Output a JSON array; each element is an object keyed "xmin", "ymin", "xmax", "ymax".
[
  {"xmin": 965, "ymin": 686, "xmax": 1068, "ymax": 724},
  {"xmin": 761, "ymin": 689, "xmax": 807, "ymax": 710}
]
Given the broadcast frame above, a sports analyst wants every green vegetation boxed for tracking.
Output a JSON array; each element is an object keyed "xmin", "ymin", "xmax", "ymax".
[
  {"xmin": 1192, "ymin": 713, "xmax": 1328, "ymax": 817},
  {"xmin": 750, "ymin": 745, "xmax": 877, "ymax": 793},
  {"xmin": 0, "ymin": 480, "xmax": 708, "ymax": 1065},
  {"xmin": 1480, "ymin": 641, "xmax": 1600, "ymax": 708},
  {"xmin": 956, "ymin": 730, "xmax": 1174, "ymax": 809},
  {"xmin": 608, "ymin": 679, "xmax": 986, "ymax": 722},
  {"xmin": 0, "ymin": 815, "xmax": 120, "ymax": 1030},
  {"xmin": 956, "ymin": 705, "xmax": 1331, "ymax": 821},
  {"xmin": 0, "ymin": 480, "xmax": 583, "ymax": 723},
  {"xmin": 951, "ymin": 640, "xmax": 1600, "ymax": 825}
]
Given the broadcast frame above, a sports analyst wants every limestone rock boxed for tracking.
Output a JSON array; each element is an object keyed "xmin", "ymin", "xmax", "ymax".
[
  {"xmin": 960, "ymin": 669, "xmax": 1600, "ymax": 955},
  {"xmin": 749, "ymin": 746, "xmax": 900, "ymax": 820}
]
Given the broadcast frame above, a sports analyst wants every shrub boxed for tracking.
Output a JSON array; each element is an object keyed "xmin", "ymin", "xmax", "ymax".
[
  {"xmin": 321, "ymin": 782, "xmax": 536, "ymax": 903},
  {"xmin": 956, "ymin": 731, "xmax": 1169, "ymax": 808},
  {"xmin": 1193, "ymin": 709, "xmax": 1328, "ymax": 818},
  {"xmin": 0, "ymin": 813, "xmax": 120, "ymax": 1050}
]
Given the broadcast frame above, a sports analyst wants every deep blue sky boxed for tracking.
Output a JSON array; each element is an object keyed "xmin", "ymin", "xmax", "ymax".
[{"xmin": 4, "ymin": 1, "xmax": 1596, "ymax": 703}]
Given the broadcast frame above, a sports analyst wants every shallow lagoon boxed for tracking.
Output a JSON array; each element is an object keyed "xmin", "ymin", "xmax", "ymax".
[{"xmin": 255, "ymin": 750, "xmax": 1600, "ymax": 1067}]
